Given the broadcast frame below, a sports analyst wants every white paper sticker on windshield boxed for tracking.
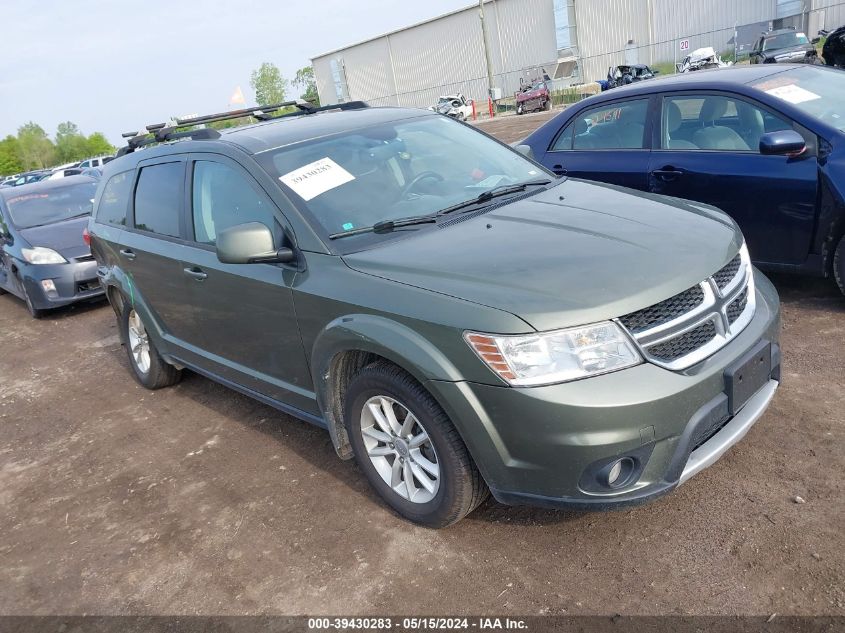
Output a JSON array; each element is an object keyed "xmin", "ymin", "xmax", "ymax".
[
  {"xmin": 279, "ymin": 157, "xmax": 354, "ymax": 201},
  {"xmin": 765, "ymin": 84, "xmax": 821, "ymax": 105}
]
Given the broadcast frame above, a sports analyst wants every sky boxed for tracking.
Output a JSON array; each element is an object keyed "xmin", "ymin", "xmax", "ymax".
[{"xmin": 0, "ymin": 0, "xmax": 471, "ymax": 147}]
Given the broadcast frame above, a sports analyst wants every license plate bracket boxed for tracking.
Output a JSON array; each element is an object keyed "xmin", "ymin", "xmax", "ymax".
[{"xmin": 725, "ymin": 340, "xmax": 772, "ymax": 415}]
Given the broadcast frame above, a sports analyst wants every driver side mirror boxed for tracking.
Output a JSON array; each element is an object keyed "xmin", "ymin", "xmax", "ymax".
[
  {"xmin": 216, "ymin": 222, "xmax": 295, "ymax": 265},
  {"xmin": 759, "ymin": 130, "xmax": 807, "ymax": 158},
  {"xmin": 811, "ymin": 37, "xmax": 821, "ymax": 45}
]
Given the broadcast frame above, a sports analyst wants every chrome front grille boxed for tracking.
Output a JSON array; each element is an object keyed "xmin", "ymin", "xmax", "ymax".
[
  {"xmin": 648, "ymin": 320, "xmax": 718, "ymax": 363},
  {"xmin": 617, "ymin": 246, "xmax": 756, "ymax": 371},
  {"xmin": 619, "ymin": 285, "xmax": 705, "ymax": 334},
  {"xmin": 712, "ymin": 254, "xmax": 741, "ymax": 291}
]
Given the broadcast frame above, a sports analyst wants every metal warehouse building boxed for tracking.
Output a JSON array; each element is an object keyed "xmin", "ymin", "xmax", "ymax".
[{"xmin": 312, "ymin": 0, "xmax": 845, "ymax": 109}]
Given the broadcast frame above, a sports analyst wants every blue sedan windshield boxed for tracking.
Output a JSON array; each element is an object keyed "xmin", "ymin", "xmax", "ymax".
[{"xmin": 753, "ymin": 67, "xmax": 845, "ymax": 132}]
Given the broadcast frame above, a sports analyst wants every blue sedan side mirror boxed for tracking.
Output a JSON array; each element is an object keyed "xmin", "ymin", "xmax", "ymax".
[{"xmin": 759, "ymin": 130, "xmax": 807, "ymax": 157}]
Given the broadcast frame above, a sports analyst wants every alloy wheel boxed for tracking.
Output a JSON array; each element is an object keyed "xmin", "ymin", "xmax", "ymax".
[
  {"xmin": 127, "ymin": 309, "xmax": 151, "ymax": 374},
  {"xmin": 360, "ymin": 395, "xmax": 440, "ymax": 504}
]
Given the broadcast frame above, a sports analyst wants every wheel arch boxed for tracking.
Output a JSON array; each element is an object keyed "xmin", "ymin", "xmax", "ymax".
[{"xmin": 310, "ymin": 314, "xmax": 465, "ymax": 460}]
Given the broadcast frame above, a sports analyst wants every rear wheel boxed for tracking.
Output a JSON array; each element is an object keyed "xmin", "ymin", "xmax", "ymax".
[
  {"xmin": 543, "ymin": 98, "xmax": 551, "ymax": 111},
  {"xmin": 121, "ymin": 305, "xmax": 181, "ymax": 389},
  {"xmin": 834, "ymin": 235, "xmax": 845, "ymax": 297},
  {"xmin": 345, "ymin": 361, "xmax": 488, "ymax": 527}
]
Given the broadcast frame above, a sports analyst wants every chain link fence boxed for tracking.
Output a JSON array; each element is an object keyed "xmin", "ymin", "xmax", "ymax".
[{"xmin": 360, "ymin": 4, "xmax": 841, "ymax": 122}]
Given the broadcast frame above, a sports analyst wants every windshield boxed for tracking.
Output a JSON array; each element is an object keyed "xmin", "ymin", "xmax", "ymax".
[
  {"xmin": 259, "ymin": 114, "xmax": 549, "ymax": 242},
  {"xmin": 5, "ymin": 181, "xmax": 97, "ymax": 229},
  {"xmin": 763, "ymin": 32, "xmax": 809, "ymax": 51},
  {"xmin": 752, "ymin": 67, "xmax": 845, "ymax": 132}
]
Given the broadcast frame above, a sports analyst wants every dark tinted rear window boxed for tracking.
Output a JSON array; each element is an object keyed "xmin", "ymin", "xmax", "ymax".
[
  {"xmin": 133, "ymin": 162, "xmax": 183, "ymax": 238},
  {"xmin": 95, "ymin": 171, "xmax": 132, "ymax": 226}
]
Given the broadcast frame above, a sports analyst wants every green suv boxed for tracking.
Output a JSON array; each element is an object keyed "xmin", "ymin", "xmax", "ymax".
[{"xmin": 89, "ymin": 101, "xmax": 781, "ymax": 527}]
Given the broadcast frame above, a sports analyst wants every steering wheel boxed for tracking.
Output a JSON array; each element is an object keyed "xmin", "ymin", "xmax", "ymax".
[{"xmin": 401, "ymin": 171, "xmax": 444, "ymax": 198}]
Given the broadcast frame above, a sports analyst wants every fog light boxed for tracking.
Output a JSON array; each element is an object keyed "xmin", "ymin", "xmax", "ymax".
[
  {"xmin": 608, "ymin": 460, "xmax": 623, "ymax": 485},
  {"xmin": 40, "ymin": 279, "xmax": 57, "ymax": 294},
  {"xmin": 605, "ymin": 457, "xmax": 635, "ymax": 488}
]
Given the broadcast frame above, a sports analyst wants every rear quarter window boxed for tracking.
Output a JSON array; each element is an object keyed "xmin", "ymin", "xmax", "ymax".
[{"xmin": 95, "ymin": 171, "xmax": 132, "ymax": 226}]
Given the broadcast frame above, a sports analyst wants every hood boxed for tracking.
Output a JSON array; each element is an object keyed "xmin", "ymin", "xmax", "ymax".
[
  {"xmin": 343, "ymin": 180, "xmax": 742, "ymax": 332},
  {"xmin": 18, "ymin": 215, "xmax": 91, "ymax": 260},
  {"xmin": 516, "ymin": 88, "xmax": 545, "ymax": 102}
]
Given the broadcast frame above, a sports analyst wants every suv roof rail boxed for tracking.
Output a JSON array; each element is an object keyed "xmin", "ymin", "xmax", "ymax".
[{"xmin": 117, "ymin": 99, "xmax": 370, "ymax": 157}]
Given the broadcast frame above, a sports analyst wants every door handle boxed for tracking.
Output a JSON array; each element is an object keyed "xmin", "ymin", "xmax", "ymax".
[
  {"xmin": 183, "ymin": 267, "xmax": 208, "ymax": 281},
  {"xmin": 552, "ymin": 164, "xmax": 568, "ymax": 176},
  {"xmin": 652, "ymin": 168, "xmax": 684, "ymax": 182},
  {"xmin": 119, "ymin": 248, "xmax": 136, "ymax": 261}
]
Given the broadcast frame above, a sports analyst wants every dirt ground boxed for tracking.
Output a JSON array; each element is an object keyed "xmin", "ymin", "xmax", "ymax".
[{"xmin": 1, "ymin": 113, "xmax": 843, "ymax": 616}]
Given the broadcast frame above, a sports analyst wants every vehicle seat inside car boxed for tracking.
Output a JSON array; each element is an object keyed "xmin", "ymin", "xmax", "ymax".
[
  {"xmin": 574, "ymin": 110, "xmax": 645, "ymax": 149},
  {"xmin": 737, "ymin": 102, "xmax": 766, "ymax": 150},
  {"xmin": 693, "ymin": 98, "xmax": 750, "ymax": 151},
  {"xmin": 665, "ymin": 102, "xmax": 698, "ymax": 149},
  {"xmin": 196, "ymin": 166, "xmax": 273, "ymax": 243}
]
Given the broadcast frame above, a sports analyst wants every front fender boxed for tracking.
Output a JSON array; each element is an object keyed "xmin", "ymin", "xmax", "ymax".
[
  {"xmin": 311, "ymin": 313, "xmax": 464, "ymax": 405},
  {"xmin": 310, "ymin": 313, "xmax": 466, "ymax": 458}
]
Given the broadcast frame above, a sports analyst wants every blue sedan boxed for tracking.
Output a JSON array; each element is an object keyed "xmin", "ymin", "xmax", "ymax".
[{"xmin": 521, "ymin": 65, "xmax": 845, "ymax": 295}]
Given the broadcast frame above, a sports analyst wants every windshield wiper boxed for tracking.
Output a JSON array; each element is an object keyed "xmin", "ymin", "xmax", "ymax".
[
  {"xmin": 329, "ymin": 215, "xmax": 437, "ymax": 240},
  {"xmin": 327, "ymin": 179, "xmax": 551, "ymax": 240},
  {"xmin": 436, "ymin": 179, "xmax": 552, "ymax": 217}
]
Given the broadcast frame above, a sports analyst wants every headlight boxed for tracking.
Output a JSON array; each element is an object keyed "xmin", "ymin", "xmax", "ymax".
[
  {"xmin": 465, "ymin": 322, "xmax": 642, "ymax": 387},
  {"xmin": 21, "ymin": 247, "xmax": 67, "ymax": 265}
]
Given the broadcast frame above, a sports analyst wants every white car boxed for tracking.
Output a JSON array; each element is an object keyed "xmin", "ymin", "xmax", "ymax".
[
  {"xmin": 677, "ymin": 47, "xmax": 733, "ymax": 73},
  {"xmin": 78, "ymin": 156, "xmax": 114, "ymax": 169},
  {"xmin": 429, "ymin": 94, "xmax": 474, "ymax": 121}
]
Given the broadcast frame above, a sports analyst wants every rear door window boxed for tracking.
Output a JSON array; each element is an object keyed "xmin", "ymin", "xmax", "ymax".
[
  {"xmin": 572, "ymin": 99, "xmax": 649, "ymax": 150},
  {"xmin": 95, "ymin": 171, "xmax": 132, "ymax": 226},
  {"xmin": 133, "ymin": 162, "xmax": 184, "ymax": 238}
]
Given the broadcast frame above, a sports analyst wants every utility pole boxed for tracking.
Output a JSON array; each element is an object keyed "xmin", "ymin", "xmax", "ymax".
[{"xmin": 479, "ymin": 0, "xmax": 495, "ymax": 101}]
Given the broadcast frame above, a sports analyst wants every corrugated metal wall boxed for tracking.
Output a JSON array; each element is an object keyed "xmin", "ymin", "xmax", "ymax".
[
  {"xmin": 575, "ymin": 0, "xmax": 778, "ymax": 81},
  {"xmin": 649, "ymin": 0, "xmax": 776, "ymax": 68},
  {"xmin": 313, "ymin": 0, "xmax": 844, "ymax": 107},
  {"xmin": 311, "ymin": 0, "xmax": 558, "ymax": 109},
  {"xmin": 811, "ymin": 0, "xmax": 845, "ymax": 30},
  {"xmin": 573, "ymin": 0, "xmax": 651, "ymax": 81}
]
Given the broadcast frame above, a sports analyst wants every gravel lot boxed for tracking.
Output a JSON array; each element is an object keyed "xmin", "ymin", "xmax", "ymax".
[{"xmin": 1, "ymin": 113, "xmax": 843, "ymax": 616}]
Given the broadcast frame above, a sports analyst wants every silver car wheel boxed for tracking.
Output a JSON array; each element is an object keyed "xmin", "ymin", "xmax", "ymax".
[
  {"xmin": 360, "ymin": 395, "xmax": 441, "ymax": 504},
  {"xmin": 127, "ymin": 309, "xmax": 151, "ymax": 374}
]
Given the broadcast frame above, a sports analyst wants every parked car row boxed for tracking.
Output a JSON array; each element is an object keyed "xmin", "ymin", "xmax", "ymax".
[
  {"xmin": 5, "ymin": 65, "xmax": 838, "ymax": 527},
  {"xmin": 1, "ymin": 155, "xmax": 112, "ymax": 188}
]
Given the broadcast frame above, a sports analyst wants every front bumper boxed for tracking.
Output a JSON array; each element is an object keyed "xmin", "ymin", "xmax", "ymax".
[
  {"xmin": 20, "ymin": 258, "xmax": 105, "ymax": 310},
  {"xmin": 427, "ymin": 270, "xmax": 781, "ymax": 510}
]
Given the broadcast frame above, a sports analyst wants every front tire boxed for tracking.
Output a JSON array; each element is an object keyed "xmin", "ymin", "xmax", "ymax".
[
  {"xmin": 120, "ymin": 305, "xmax": 181, "ymax": 389},
  {"xmin": 834, "ymin": 235, "xmax": 845, "ymax": 296},
  {"xmin": 345, "ymin": 362, "xmax": 488, "ymax": 527}
]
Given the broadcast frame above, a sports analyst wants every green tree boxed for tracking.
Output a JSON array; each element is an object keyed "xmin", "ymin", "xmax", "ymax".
[
  {"xmin": 55, "ymin": 121, "xmax": 89, "ymax": 163},
  {"xmin": 17, "ymin": 122, "xmax": 55, "ymax": 170},
  {"xmin": 250, "ymin": 62, "xmax": 287, "ymax": 106},
  {"xmin": 85, "ymin": 132, "xmax": 115, "ymax": 157},
  {"xmin": 293, "ymin": 66, "xmax": 320, "ymax": 105},
  {"xmin": 0, "ymin": 135, "xmax": 23, "ymax": 176}
]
